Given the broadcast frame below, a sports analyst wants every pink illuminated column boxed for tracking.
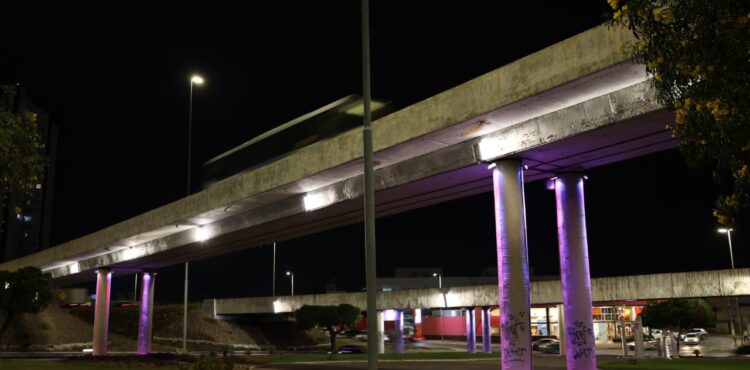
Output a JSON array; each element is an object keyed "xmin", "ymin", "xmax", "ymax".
[
  {"xmin": 492, "ymin": 160, "xmax": 532, "ymax": 369},
  {"xmin": 394, "ymin": 309, "xmax": 404, "ymax": 353},
  {"xmin": 466, "ymin": 308, "xmax": 476, "ymax": 353},
  {"xmin": 92, "ymin": 269, "xmax": 112, "ymax": 356},
  {"xmin": 554, "ymin": 174, "xmax": 596, "ymax": 370},
  {"xmin": 137, "ymin": 272, "xmax": 157, "ymax": 355},
  {"xmin": 482, "ymin": 307, "xmax": 492, "ymax": 354}
]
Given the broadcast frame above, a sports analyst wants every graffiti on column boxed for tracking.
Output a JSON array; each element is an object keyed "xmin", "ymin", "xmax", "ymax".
[
  {"xmin": 501, "ymin": 311, "xmax": 528, "ymax": 363},
  {"xmin": 568, "ymin": 320, "xmax": 595, "ymax": 360}
]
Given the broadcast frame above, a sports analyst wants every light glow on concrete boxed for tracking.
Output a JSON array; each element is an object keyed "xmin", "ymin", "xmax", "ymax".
[
  {"xmin": 303, "ymin": 189, "xmax": 336, "ymax": 211},
  {"xmin": 478, "ymin": 137, "xmax": 504, "ymax": 161},
  {"xmin": 194, "ymin": 226, "xmax": 210, "ymax": 242}
]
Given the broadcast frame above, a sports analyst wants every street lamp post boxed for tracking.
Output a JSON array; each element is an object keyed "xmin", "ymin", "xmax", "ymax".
[
  {"xmin": 718, "ymin": 228, "xmax": 735, "ymax": 269},
  {"xmin": 183, "ymin": 74, "xmax": 203, "ymax": 354},
  {"xmin": 432, "ymin": 272, "xmax": 442, "ymax": 289},
  {"xmin": 718, "ymin": 227, "xmax": 743, "ymax": 345},
  {"xmin": 286, "ymin": 271, "xmax": 294, "ymax": 296}
]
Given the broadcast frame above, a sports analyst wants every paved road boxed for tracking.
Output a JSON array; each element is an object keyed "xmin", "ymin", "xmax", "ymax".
[{"xmin": 259, "ymin": 355, "xmax": 619, "ymax": 370}]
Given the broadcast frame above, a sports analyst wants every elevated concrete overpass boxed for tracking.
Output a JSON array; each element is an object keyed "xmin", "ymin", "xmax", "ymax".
[
  {"xmin": 0, "ymin": 24, "xmax": 678, "ymax": 362},
  {"xmin": 0, "ymin": 24, "xmax": 666, "ymax": 283},
  {"xmin": 207, "ymin": 269, "xmax": 750, "ymax": 315}
]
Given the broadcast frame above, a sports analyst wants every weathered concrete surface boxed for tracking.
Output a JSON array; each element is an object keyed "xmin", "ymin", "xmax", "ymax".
[
  {"xmin": 0, "ymin": 25, "xmax": 643, "ymax": 279},
  {"xmin": 208, "ymin": 268, "xmax": 750, "ymax": 315}
]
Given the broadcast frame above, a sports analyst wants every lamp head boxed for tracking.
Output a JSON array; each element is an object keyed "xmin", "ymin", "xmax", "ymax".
[
  {"xmin": 286, "ymin": 271, "xmax": 292, "ymax": 276},
  {"xmin": 718, "ymin": 228, "xmax": 733, "ymax": 233},
  {"xmin": 191, "ymin": 75, "xmax": 204, "ymax": 85},
  {"xmin": 432, "ymin": 273, "xmax": 438, "ymax": 277}
]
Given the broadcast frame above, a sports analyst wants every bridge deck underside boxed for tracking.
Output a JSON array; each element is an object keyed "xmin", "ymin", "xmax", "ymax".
[{"xmin": 54, "ymin": 109, "xmax": 673, "ymax": 286}]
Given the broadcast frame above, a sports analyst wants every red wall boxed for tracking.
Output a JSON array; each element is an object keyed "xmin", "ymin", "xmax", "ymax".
[{"xmin": 422, "ymin": 310, "xmax": 500, "ymax": 337}]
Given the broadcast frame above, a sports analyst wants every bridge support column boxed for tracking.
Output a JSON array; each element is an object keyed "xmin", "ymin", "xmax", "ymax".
[
  {"xmin": 377, "ymin": 310, "xmax": 385, "ymax": 354},
  {"xmin": 137, "ymin": 272, "xmax": 157, "ymax": 355},
  {"xmin": 466, "ymin": 308, "xmax": 476, "ymax": 353},
  {"xmin": 92, "ymin": 269, "xmax": 112, "ymax": 356},
  {"xmin": 491, "ymin": 160, "xmax": 532, "ymax": 369},
  {"xmin": 482, "ymin": 307, "xmax": 492, "ymax": 353},
  {"xmin": 553, "ymin": 174, "xmax": 596, "ymax": 370},
  {"xmin": 394, "ymin": 309, "xmax": 404, "ymax": 353}
]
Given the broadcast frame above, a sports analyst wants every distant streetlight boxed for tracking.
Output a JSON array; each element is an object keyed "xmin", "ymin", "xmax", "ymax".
[
  {"xmin": 188, "ymin": 74, "xmax": 204, "ymax": 195},
  {"xmin": 718, "ymin": 228, "xmax": 735, "ymax": 269},
  {"xmin": 286, "ymin": 271, "xmax": 294, "ymax": 296},
  {"xmin": 183, "ymin": 74, "xmax": 204, "ymax": 354},
  {"xmin": 432, "ymin": 272, "xmax": 442, "ymax": 289}
]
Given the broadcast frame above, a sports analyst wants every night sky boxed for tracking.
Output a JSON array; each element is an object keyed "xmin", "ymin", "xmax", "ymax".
[{"xmin": 1, "ymin": 2, "xmax": 746, "ymax": 302}]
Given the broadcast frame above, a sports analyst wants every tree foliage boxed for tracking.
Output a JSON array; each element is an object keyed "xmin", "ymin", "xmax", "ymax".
[
  {"xmin": 295, "ymin": 304, "xmax": 360, "ymax": 353},
  {"xmin": 0, "ymin": 267, "xmax": 53, "ymax": 342},
  {"xmin": 609, "ymin": 0, "xmax": 750, "ymax": 225},
  {"xmin": 641, "ymin": 299, "xmax": 716, "ymax": 332},
  {"xmin": 0, "ymin": 85, "xmax": 46, "ymax": 193}
]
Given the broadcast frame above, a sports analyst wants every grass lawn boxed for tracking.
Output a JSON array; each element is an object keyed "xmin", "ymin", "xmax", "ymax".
[
  {"xmin": 599, "ymin": 359, "xmax": 750, "ymax": 370},
  {"xmin": 270, "ymin": 351, "xmax": 500, "ymax": 363}
]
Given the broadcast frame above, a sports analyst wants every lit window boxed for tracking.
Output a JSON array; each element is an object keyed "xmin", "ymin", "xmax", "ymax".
[{"xmin": 35, "ymin": 184, "xmax": 42, "ymax": 189}]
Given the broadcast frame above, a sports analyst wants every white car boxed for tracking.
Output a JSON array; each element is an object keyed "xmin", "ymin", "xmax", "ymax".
[
  {"xmin": 650, "ymin": 329, "xmax": 663, "ymax": 339},
  {"xmin": 691, "ymin": 328, "xmax": 708, "ymax": 339},
  {"xmin": 683, "ymin": 333, "xmax": 700, "ymax": 344}
]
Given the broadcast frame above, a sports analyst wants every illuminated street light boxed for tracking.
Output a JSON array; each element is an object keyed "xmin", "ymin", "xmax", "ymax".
[
  {"xmin": 184, "ymin": 74, "xmax": 204, "ymax": 354},
  {"xmin": 717, "ymin": 228, "xmax": 735, "ymax": 269},
  {"xmin": 286, "ymin": 271, "xmax": 294, "ymax": 296},
  {"xmin": 190, "ymin": 75, "xmax": 204, "ymax": 85},
  {"xmin": 432, "ymin": 272, "xmax": 442, "ymax": 289}
]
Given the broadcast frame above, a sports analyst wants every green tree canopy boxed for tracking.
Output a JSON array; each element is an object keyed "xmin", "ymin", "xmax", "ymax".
[
  {"xmin": 609, "ymin": 0, "xmax": 750, "ymax": 225},
  {"xmin": 295, "ymin": 304, "xmax": 360, "ymax": 353},
  {"xmin": 0, "ymin": 85, "xmax": 46, "ymax": 193},
  {"xmin": 0, "ymin": 267, "xmax": 53, "ymax": 342},
  {"xmin": 641, "ymin": 299, "xmax": 716, "ymax": 333}
]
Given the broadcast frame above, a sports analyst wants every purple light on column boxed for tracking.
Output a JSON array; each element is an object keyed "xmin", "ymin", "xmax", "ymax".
[
  {"xmin": 492, "ymin": 161, "xmax": 532, "ymax": 370},
  {"xmin": 482, "ymin": 307, "xmax": 492, "ymax": 354},
  {"xmin": 466, "ymin": 308, "xmax": 476, "ymax": 353},
  {"xmin": 92, "ymin": 270, "xmax": 112, "ymax": 356},
  {"xmin": 555, "ymin": 174, "xmax": 596, "ymax": 370},
  {"xmin": 394, "ymin": 309, "xmax": 404, "ymax": 353},
  {"xmin": 137, "ymin": 272, "xmax": 156, "ymax": 355}
]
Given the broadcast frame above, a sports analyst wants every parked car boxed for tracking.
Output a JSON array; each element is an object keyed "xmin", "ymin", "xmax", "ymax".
[
  {"xmin": 650, "ymin": 329, "xmax": 663, "ymax": 339},
  {"xmin": 337, "ymin": 345, "xmax": 365, "ymax": 354},
  {"xmin": 533, "ymin": 338, "xmax": 559, "ymax": 351},
  {"xmin": 538, "ymin": 339, "xmax": 560, "ymax": 354},
  {"xmin": 683, "ymin": 332, "xmax": 700, "ymax": 345},
  {"xmin": 627, "ymin": 335, "xmax": 657, "ymax": 351}
]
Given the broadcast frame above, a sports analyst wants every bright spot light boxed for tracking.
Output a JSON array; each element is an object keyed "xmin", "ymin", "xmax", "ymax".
[
  {"xmin": 68, "ymin": 262, "xmax": 80, "ymax": 274},
  {"xmin": 191, "ymin": 75, "xmax": 204, "ymax": 85},
  {"xmin": 286, "ymin": 271, "xmax": 292, "ymax": 276},
  {"xmin": 195, "ymin": 226, "xmax": 210, "ymax": 242},
  {"xmin": 303, "ymin": 190, "xmax": 335, "ymax": 211},
  {"xmin": 432, "ymin": 273, "xmax": 437, "ymax": 277},
  {"xmin": 477, "ymin": 137, "xmax": 503, "ymax": 161},
  {"xmin": 718, "ymin": 228, "xmax": 732, "ymax": 233}
]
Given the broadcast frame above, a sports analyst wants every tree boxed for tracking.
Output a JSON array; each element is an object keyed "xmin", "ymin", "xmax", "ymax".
[
  {"xmin": 641, "ymin": 299, "xmax": 716, "ymax": 333},
  {"xmin": 609, "ymin": 0, "xmax": 750, "ymax": 225},
  {"xmin": 0, "ymin": 267, "xmax": 53, "ymax": 342},
  {"xmin": 0, "ymin": 85, "xmax": 46, "ymax": 193},
  {"xmin": 295, "ymin": 304, "xmax": 360, "ymax": 354}
]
